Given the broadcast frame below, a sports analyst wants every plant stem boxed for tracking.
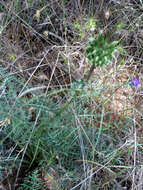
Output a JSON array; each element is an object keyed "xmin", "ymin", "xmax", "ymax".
[{"xmin": 86, "ymin": 63, "xmax": 95, "ymax": 81}]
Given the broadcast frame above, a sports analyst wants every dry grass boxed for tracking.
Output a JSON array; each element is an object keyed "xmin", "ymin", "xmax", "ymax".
[{"xmin": 0, "ymin": 0, "xmax": 143, "ymax": 190}]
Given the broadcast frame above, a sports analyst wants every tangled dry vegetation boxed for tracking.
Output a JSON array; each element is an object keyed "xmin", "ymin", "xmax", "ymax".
[{"xmin": 0, "ymin": 0, "xmax": 143, "ymax": 189}]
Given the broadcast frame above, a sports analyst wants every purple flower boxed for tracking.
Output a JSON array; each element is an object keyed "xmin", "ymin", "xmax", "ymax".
[
  {"xmin": 93, "ymin": 80, "xmax": 98, "ymax": 85},
  {"xmin": 29, "ymin": 17, "xmax": 33, "ymax": 23},
  {"xmin": 130, "ymin": 77, "xmax": 140, "ymax": 87}
]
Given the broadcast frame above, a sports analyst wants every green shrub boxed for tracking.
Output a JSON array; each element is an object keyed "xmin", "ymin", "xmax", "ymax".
[
  {"xmin": 86, "ymin": 34, "xmax": 118, "ymax": 67},
  {"xmin": 20, "ymin": 169, "xmax": 42, "ymax": 190}
]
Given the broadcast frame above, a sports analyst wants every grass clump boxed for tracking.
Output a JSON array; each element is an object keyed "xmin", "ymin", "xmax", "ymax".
[{"xmin": 0, "ymin": 1, "xmax": 143, "ymax": 190}]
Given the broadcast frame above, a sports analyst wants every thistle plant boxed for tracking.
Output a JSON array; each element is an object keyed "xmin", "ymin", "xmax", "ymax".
[
  {"xmin": 57, "ymin": 34, "xmax": 118, "ymax": 114},
  {"xmin": 86, "ymin": 34, "xmax": 118, "ymax": 81}
]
